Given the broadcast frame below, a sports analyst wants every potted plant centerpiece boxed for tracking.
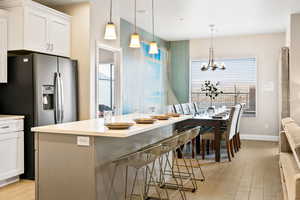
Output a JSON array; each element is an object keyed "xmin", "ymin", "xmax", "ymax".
[{"xmin": 201, "ymin": 81, "xmax": 223, "ymax": 113}]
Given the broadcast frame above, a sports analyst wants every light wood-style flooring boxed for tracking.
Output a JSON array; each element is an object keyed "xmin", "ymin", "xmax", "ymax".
[{"xmin": 0, "ymin": 140, "xmax": 282, "ymax": 200}]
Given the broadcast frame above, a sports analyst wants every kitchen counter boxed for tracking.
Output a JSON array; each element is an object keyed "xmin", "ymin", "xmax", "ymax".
[
  {"xmin": 33, "ymin": 114, "xmax": 192, "ymax": 200},
  {"xmin": 31, "ymin": 114, "xmax": 192, "ymax": 137},
  {"xmin": 0, "ymin": 115, "xmax": 24, "ymax": 121}
]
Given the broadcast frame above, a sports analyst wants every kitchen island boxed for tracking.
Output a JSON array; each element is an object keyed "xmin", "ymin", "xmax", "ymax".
[{"xmin": 31, "ymin": 114, "xmax": 192, "ymax": 200}]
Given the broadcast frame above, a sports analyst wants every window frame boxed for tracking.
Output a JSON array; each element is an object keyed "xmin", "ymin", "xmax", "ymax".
[
  {"xmin": 91, "ymin": 42, "xmax": 123, "ymax": 119},
  {"xmin": 189, "ymin": 57, "xmax": 258, "ymax": 117}
]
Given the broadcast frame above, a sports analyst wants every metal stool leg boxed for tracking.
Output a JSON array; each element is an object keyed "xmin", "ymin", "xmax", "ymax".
[{"xmin": 177, "ymin": 147, "xmax": 197, "ymax": 191}]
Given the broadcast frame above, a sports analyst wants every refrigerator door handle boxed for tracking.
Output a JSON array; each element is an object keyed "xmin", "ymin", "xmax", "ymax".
[
  {"xmin": 59, "ymin": 73, "xmax": 64, "ymax": 123},
  {"xmin": 54, "ymin": 72, "xmax": 60, "ymax": 124}
]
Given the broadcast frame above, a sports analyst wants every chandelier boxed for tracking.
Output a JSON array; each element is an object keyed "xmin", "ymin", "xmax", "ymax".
[{"xmin": 201, "ymin": 25, "xmax": 226, "ymax": 71}]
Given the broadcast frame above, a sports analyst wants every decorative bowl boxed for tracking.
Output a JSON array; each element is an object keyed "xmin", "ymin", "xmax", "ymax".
[
  {"xmin": 104, "ymin": 122, "xmax": 135, "ymax": 130},
  {"xmin": 167, "ymin": 113, "xmax": 181, "ymax": 117},
  {"xmin": 151, "ymin": 115, "xmax": 170, "ymax": 120},
  {"xmin": 134, "ymin": 118, "xmax": 156, "ymax": 124}
]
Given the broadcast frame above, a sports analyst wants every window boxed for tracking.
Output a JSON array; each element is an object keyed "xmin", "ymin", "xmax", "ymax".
[
  {"xmin": 95, "ymin": 47, "xmax": 121, "ymax": 118},
  {"xmin": 191, "ymin": 58, "xmax": 257, "ymax": 116}
]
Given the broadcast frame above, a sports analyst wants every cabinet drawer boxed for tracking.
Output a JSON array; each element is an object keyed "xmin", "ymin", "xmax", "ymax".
[{"xmin": 0, "ymin": 120, "xmax": 23, "ymax": 134}]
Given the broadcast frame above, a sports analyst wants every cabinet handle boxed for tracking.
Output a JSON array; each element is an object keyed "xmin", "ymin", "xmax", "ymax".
[{"xmin": 0, "ymin": 125, "xmax": 9, "ymax": 129}]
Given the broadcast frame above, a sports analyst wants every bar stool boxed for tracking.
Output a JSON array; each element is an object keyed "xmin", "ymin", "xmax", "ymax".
[
  {"xmin": 151, "ymin": 135, "xmax": 187, "ymax": 200},
  {"xmin": 162, "ymin": 131, "xmax": 197, "ymax": 193},
  {"xmin": 173, "ymin": 129, "xmax": 205, "ymax": 182},
  {"xmin": 109, "ymin": 144, "xmax": 169, "ymax": 200}
]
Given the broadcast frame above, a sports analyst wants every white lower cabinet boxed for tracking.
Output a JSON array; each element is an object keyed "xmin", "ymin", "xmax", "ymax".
[{"xmin": 0, "ymin": 119, "xmax": 24, "ymax": 187}]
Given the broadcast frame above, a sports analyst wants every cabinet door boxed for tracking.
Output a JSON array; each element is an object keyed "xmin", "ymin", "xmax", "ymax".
[
  {"xmin": 0, "ymin": 131, "xmax": 24, "ymax": 181},
  {"xmin": 24, "ymin": 7, "xmax": 49, "ymax": 53},
  {"xmin": 0, "ymin": 17, "xmax": 7, "ymax": 83},
  {"xmin": 48, "ymin": 17, "xmax": 70, "ymax": 57}
]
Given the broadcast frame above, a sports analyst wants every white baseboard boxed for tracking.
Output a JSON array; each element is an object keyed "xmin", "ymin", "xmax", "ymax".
[
  {"xmin": 0, "ymin": 176, "xmax": 19, "ymax": 188},
  {"xmin": 240, "ymin": 134, "xmax": 279, "ymax": 142}
]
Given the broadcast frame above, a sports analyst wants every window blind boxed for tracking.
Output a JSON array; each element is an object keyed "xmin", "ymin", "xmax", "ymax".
[{"xmin": 191, "ymin": 58, "xmax": 257, "ymax": 92}]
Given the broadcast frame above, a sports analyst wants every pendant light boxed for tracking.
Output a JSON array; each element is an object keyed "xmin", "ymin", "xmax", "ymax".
[
  {"xmin": 149, "ymin": 0, "xmax": 158, "ymax": 54},
  {"xmin": 201, "ymin": 25, "xmax": 226, "ymax": 71},
  {"xmin": 129, "ymin": 0, "xmax": 141, "ymax": 48},
  {"xmin": 104, "ymin": 0, "xmax": 117, "ymax": 40}
]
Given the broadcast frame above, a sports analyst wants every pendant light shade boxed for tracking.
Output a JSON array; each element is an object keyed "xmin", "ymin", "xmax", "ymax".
[
  {"xmin": 129, "ymin": 33, "xmax": 141, "ymax": 48},
  {"xmin": 149, "ymin": 41, "xmax": 158, "ymax": 54},
  {"xmin": 104, "ymin": 22, "xmax": 117, "ymax": 40},
  {"xmin": 104, "ymin": 0, "xmax": 117, "ymax": 40},
  {"xmin": 129, "ymin": 0, "xmax": 141, "ymax": 48},
  {"xmin": 149, "ymin": 0, "xmax": 158, "ymax": 55}
]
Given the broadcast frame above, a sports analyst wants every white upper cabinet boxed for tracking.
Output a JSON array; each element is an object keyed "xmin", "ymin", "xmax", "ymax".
[
  {"xmin": 0, "ymin": 0, "xmax": 71, "ymax": 57},
  {"xmin": 0, "ymin": 10, "xmax": 7, "ymax": 83},
  {"xmin": 48, "ymin": 16, "xmax": 70, "ymax": 57},
  {"xmin": 24, "ymin": 6, "xmax": 49, "ymax": 53}
]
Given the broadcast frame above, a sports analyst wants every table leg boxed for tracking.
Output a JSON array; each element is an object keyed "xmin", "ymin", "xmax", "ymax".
[
  {"xmin": 214, "ymin": 124, "xmax": 221, "ymax": 162},
  {"xmin": 196, "ymin": 135, "xmax": 200, "ymax": 154},
  {"xmin": 192, "ymin": 138, "xmax": 195, "ymax": 158}
]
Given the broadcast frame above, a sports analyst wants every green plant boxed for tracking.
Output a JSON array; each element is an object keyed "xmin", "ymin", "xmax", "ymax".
[{"xmin": 201, "ymin": 81, "xmax": 223, "ymax": 106}]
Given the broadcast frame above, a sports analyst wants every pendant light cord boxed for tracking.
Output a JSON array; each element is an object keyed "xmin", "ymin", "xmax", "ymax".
[
  {"xmin": 109, "ymin": 0, "xmax": 113, "ymax": 22},
  {"xmin": 152, "ymin": 0, "xmax": 155, "ymax": 41},
  {"xmin": 134, "ymin": 0, "xmax": 137, "ymax": 32}
]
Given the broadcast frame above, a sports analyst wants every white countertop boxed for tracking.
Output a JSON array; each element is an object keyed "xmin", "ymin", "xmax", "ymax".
[
  {"xmin": 31, "ymin": 114, "xmax": 192, "ymax": 138},
  {"xmin": 0, "ymin": 115, "xmax": 24, "ymax": 121}
]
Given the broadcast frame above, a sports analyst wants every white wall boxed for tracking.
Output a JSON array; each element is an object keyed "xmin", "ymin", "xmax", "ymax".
[
  {"xmin": 190, "ymin": 33, "xmax": 285, "ymax": 137},
  {"xmin": 55, "ymin": 2, "xmax": 91, "ymax": 120},
  {"xmin": 90, "ymin": 0, "xmax": 120, "ymax": 118}
]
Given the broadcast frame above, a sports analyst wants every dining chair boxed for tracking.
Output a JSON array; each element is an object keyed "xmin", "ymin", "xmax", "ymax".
[
  {"xmin": 167, "ymin": 105, "xmax": 175, "ymax": 113},
  {"xmin": 200, "ymin": 106, "xmax": 238, "ymax": 161},
  {"xmin": 174, "ymin": 104, "xmax": 184, "ymax": 114},
  {"xmin": 188, "ymin": 103, "xmax": 197, "ymax": 115},
  {"xmin": 193, "ymin": 102, "xmax": 201, "ymax": 113},
  {"xmin": 228, "ymin": 104, "xmax": 241, "ymax": 157},
  {"xmin": 181, "ymin": 103, "xmax": 191, "ymax": 115},
  {"xmin": 235, "ymin": 103, "xmax": 244, "ymax": 151}
]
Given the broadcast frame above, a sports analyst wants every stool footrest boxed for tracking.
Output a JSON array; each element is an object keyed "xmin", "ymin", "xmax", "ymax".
[{"xmin": 160, "ymin": 183, "xmax": 196, "ymax": 193}]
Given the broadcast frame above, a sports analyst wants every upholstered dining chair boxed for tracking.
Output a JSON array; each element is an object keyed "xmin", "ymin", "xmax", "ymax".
[
  {"xmin": 167, "ymin": 105, "xmax": 175, "ymax": 113},
  {"xmin": 194, "ymin": 102, "xmax": 202, "ymax": 113},
  {"xmin": 188, "ymin": 103, "xmax": 197, "ymax": 115},
  {"xmin": 174, "ymin": 103, "xmax": 201, "ymax": 159},
  {"xmin": 235, "ymin": 103, "xmax": 244, "ymax": 150},
  {"xmin": 174, "ymin": 104, "xmax": 184, "ymax": 114},
  {"xmin": 200, "ymin": 105, "xmax": 239, "ymax": 161},
  {"xmin": 181, "ymin": 103, "xmax": 191, "ymax": 115}
]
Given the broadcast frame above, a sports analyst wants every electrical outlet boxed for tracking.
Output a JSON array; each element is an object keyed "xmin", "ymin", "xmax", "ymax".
[{"xmin": 264, "ymin": 124, "xmax": 269, "ymax": 129}]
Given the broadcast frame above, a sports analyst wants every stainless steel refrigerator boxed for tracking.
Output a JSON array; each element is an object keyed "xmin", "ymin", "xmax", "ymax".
[{"xmin": 0, "ymin": 53, "xmax": 78, "ymax": 179}]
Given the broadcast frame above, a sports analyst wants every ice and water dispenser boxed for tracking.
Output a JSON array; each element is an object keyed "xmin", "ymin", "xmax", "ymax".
[{"xmin": 42, "ymin": 85, "xmax": 54, "ymax": 110}]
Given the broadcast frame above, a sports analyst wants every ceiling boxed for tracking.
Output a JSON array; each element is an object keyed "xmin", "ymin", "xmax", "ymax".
[
  {"xmin": 35, "ymin": 0, "xmax": 300, "ymax": 41},
  {"xmin": 120, "ymin": 0, "xmax": 300, "ymax": 41}
]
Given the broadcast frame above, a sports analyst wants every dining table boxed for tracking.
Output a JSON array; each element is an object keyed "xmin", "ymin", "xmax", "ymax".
[{"xmin": 176, "ymin": 108, "xmax": 230, "ymax": 162}]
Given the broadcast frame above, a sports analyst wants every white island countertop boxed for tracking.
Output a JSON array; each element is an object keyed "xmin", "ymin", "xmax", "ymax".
[
  {"xmin": 31, "ymin": 114, "xmax": 192, "ymax": 138},
  {"xmin": 0, "ymin": 115, "xmax": 24, "ymax": 121}
]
